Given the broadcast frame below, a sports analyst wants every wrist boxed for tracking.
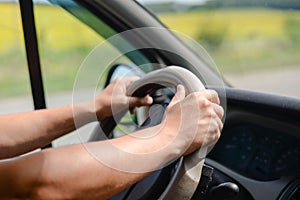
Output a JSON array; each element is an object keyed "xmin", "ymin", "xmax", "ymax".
[
  {"xmin": 154, "ymin": 123, "xmax": 186, "ymax": 158},
  {"xmin": 72, "ymin": 101, "xmax": 98, "ymax": 127}
]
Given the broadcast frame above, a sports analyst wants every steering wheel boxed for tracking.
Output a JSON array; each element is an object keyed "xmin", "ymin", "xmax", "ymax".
[{"xmin": 94, "ymin": 66, "xmax": 207, "ymax": 200}]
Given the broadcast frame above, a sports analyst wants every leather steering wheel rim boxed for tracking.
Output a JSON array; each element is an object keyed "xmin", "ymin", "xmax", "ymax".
[{"xmin": 126, "ymin": 66, "xmax": 206, "ymax": 200}]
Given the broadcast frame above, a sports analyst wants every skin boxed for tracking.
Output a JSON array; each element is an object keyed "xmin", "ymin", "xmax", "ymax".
[{"xmin": 0, "ymin": 77, "xmax": 224, "ymax": 199}]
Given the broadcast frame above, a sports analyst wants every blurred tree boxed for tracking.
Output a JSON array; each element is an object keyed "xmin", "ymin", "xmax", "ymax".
[{"xmin": 204, "ymin": 0, "xmax": 300, "ymax": 9}]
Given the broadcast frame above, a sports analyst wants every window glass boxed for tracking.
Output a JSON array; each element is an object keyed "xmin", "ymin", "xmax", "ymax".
[
  {"xmin": 34, "ymin": 2, "xmax": 103, "ymax": 106},
  {"xmin": 138, "ymin": 0, "xmax": 300, "ymax": 98},
  {"xmin": 0, "ymin": 1, "xmax": 33, "ymax": 114},
  {"xmin": 33, "ymin": 2, "xmax": 107, "ymax": 146},
  {"xmin": 34, "ymin": 1, "xmax": 150, "ymax": 146}
]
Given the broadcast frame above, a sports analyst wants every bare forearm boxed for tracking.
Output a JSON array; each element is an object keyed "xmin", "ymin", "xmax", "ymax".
[
  {"xmin": 0, "ymin": 76, "xmax": 153, "ymax": 159},
  {"xmin": 0, "ymin": 102, "xmax": 94, "ymax": 159},
  {"xmin": 1, "ymin": 125, "xmax": 182, "ymax": 199}
]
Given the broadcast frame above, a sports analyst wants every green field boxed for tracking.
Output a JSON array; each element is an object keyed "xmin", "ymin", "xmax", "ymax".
[
  {"xmin": 159, "ymin": 9, "xmax": 300, "ymax": 72},
  {"xmin": 161, "ymin": 9, "xmax": 289, "ymax": 39},
  {"xmin": 0, "ymin": 3, "xmax": 104, "ymax": 97},
  {"xmin": 1, "ymin": 3, "xmax": 300, "ymax": 97}
]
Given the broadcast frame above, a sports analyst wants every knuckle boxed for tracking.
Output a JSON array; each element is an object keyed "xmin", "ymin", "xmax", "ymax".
[
  {"xmin": 215, "ymin": 130, "xmax": 221, "ymax": 140},
  {"xmin": 115, "ymin": 77, "xmax": 122, "ymax": 82},
  {"xmin": 207, "ymin": 89, "xmax": 221, "ymax": 103},
  {"xmin": 208, "ymin": 89, "xmax": 218, "ymax": 96},
  {"xmin": 113, "ymin": 77, "xmax": 122, "ymax": 83},
  {"xmin": 220, "ymin": 107, "xmax": 225, "ymax": 117},
  {"xmin": 207, "ymin": 108, "xmax": 215, "ymax": 118},
  {"xmin": 211, "ymin": 126, "xmax": 220, "ymax": 139},
  {"xmin": 213, "ymin": 122, "xmax": 219, "ymax": 131},
  {"xmin": 199, "ymin": 97, "xmax": 210, "ymax": 108},
  {"xmin": 220, "ymin": 123, "xmax": 224, "ymax": 130},
  {"xmin": 189, "ymin": 92, "xmax": 198, "ymax": 99},
  {"xmin": 201, "ymin": 89, "xmax": 209, "ymax": 95}
]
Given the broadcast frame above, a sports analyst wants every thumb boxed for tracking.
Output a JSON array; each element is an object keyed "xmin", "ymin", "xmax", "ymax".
[
  {"xmin": 128, "ymin": 95, "xmax": 153, "ymax": 108},
  {"xmin": 169, "ymin": 85, "xmax": 185, "ymax": 107}
]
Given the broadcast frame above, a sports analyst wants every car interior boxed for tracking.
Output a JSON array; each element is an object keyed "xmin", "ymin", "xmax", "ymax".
[{"xmin": 2, "ymin": 0, "xmax": 299, "ymax": 199}]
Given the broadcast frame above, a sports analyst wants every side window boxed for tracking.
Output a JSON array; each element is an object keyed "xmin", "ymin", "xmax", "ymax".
[
  {"xmin": 33, "ymin": 2, "xmax": 150, "ymax": 146},
  {"xmin": 33, "ymin": 2, "xmax": 107, "ymax": 147},
  {"xmin": 0, "ymin": 1, "xmax": 33, "ymax": 114},
  {"xmin": 33, "ymin": 3, "xmax": 104, "ymax": 108}
]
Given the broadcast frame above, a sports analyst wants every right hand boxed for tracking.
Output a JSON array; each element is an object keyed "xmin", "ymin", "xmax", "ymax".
[
  {"xmin": 161, "ymin": 85, "xmax": 224, "ymax": 156},
  {"xmin": 90, "ymin": 77, "xmax": 153, "ymax": 122}
]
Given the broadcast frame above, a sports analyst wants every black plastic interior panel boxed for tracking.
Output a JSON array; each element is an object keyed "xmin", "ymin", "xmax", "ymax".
[
  {"xmin": 209, "ymin": 120, "xmax": 300, "ymax": 181},
  {"xmin": 207, "ymin": 88, "xmax": 300, "ymax": 199},
  {"xmin": 224, "ymin": 88, "xmax": 300, "ymax": 124},
  {"xmin": 209, "ymin": 88, "xmax": 300, "ymax": 180}
]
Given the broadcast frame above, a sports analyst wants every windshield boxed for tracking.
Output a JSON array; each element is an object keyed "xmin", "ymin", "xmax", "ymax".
[{"xmin": 138, "ymin": 0, "xmax": 300, "ymax": 98}]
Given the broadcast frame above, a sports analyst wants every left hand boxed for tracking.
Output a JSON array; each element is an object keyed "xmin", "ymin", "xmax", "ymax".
[{"xmin": 92, "ymin": 77, "xmax": 153, "ymax": 121}]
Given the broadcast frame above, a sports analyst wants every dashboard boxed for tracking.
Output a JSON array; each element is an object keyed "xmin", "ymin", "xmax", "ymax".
[
  {"xmin": 208, "ymin": 118, "xmax": 300, "ymax": 181},
  {"xmin": 203, "ymin": 88, "xmax": 300, "ymax": 200}
]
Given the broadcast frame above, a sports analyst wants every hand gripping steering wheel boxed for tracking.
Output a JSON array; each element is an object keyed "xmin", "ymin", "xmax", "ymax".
[{"xmin": 126, "ymin": 66, "xmax": 207, "ymax": 200}]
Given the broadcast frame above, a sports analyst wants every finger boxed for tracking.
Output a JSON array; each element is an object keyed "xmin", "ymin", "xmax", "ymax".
[
  {"xmin": 128, "ymin": 95, "xmax": 153, "ymax": 108},
  {"xmin": 216, "ymin": 117, "xmax": 223, "ymax": 131},
  {"xmin": 204, "ymin": 120, "xmax": 221, "ymax": 147},
  {"xmin": 201, "ymin": 90, "xmax": 220, "ymax": 105},
  {"xmin": 212, "ymin": 103, "xmax": 224, "ymax": 120},
  {"xmin": 169, "ymin": 85, "xmax": 186, "ymax": 107},
  {"xmin": 124, "ymin": 76, "xmax": 141, "ymax": 87}
]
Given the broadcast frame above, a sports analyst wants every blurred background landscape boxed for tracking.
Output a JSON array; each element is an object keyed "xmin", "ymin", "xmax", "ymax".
[
  {"xmin": 146, "ymin": 0, "xmax": 300, "ymax": 71},
  {"xmin": 0, "ymin": 0, "xmax": 300, "ymax": 103}
]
